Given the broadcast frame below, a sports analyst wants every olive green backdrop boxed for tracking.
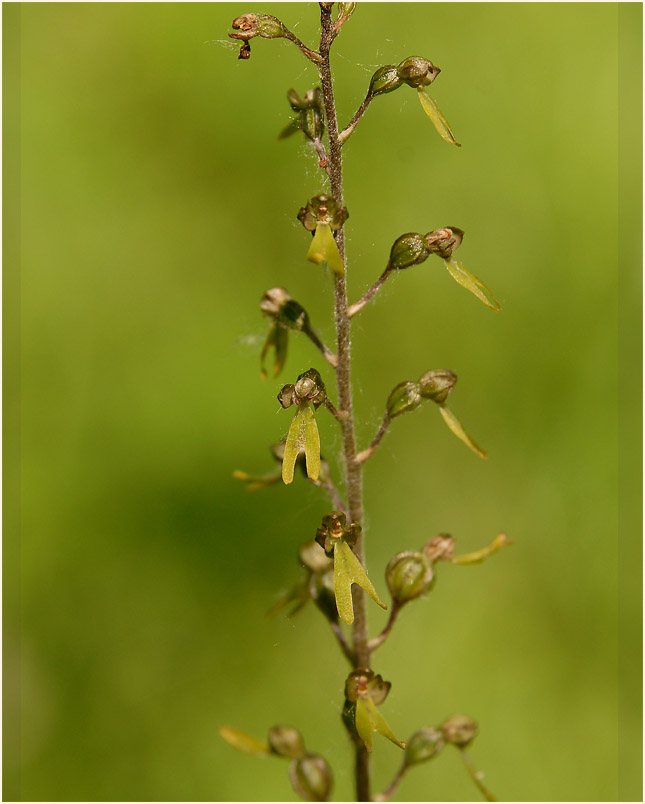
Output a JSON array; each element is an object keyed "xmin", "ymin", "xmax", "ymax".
[{"xmin": 4, "ymin": 3, "xmax": 642, "ymax": 802}]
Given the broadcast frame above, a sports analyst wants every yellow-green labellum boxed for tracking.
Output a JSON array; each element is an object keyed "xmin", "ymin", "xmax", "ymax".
[
  {"xmin": 282, "ymin": 404, "xmax": 320, "ymax": 485},
  {"xmin": 439, "ymin": 406, "xmax": 487, "ymax": 460},
  {"xmin": 355, "ymin": 697, "xmax": 405, "ymax": 753},
  {"xmin": 453, "ymin": 532, "xmax": 510, "ymax": 565},
  {"xmin": 306, "ymin": 222, "xmax": 345, "ymax": 276},
  {"xmin": 417, "ymin": 88, "xmax": 461, "ymax": 147},
  {"xmin": 444, "ymin": 257, "xmax": 501, "ymax": 311},
  {"xmin": 219, "ymin": 726, "xmax": 270, "ymax": 756},
  {"xmin": 333, "ymin": 539, "xmax": 387, "ymax": 625}
]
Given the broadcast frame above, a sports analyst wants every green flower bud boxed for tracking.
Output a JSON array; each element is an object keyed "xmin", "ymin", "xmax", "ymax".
[
  {"xmin": 369, "ymin": 66, "xmax": 403, "ymax": 97},
  {"xmin": 397, "ymin": 56, "xmax": 441, "ymax": 88},
  {"xmin": 389, "ymin": 232, "xmax": 429, "ymax": 270},
  {"xmin": 386, "ymin": 551, "xmax": 434, "ymax": 605},
  {"xmin": 230, "ymin": 13, "xmax": 286, "ymax": 41},
  {"xmin": 288, "ymin": 755, "xmax": 333, "ymax": 802},
  {"xmin": 386, "ymin": 381, "xmax": 422, "ymax": 418},
  {"xmin": 441, "ymin": 715, "xmax": 478, "ymax": 747},
  {"xmin": 298, "ymin": 194, "xmax": 348, "ymax": 232},
  {"xmin": 418, "ymin": 369, "xmax": 457, "ymax": 405},
  {"xmin": 268, "ymin": 725, "xmax": 307, "ymax": 759},
  {"xmin": 337, "ymin": 2, "xmax": 357, "ymax": 23},
  {"xmin": 424, "ymin": 227, "xmax": 464, "ymax": 259},
  {"xmin": 404, "ymin": 727, "xmax": 445, "ymax": 765}
]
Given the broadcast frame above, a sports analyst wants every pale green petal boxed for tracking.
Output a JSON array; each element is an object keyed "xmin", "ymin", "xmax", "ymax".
[
  {"xmin": 417, "ymin": 88, "xmax": 461, "ymax": 147},
  {"xmin": 355, "ymin": 698, "xmax": 375, "ymax": 752},
  {"xmin": 444, "ymin": 258, "xmax": 501, "ymax": 312},
  {"xmin": 453, "ymin": 533, "xmax": 511, "ymax": 565},
  {"xmin": 306, "ymin": 223, "xmax": 345, "ymax": 275},
  {"xmin": 302, "ymin": 404, "xmax": 321, "ymax": 481},
  {"xmin": 355, "ymin": 698, "xmax": 405, "ymax": 753},
  {"xmin": 334, "ymin": 540, "xmax": 387, "ymax": 626},
  {"xmin": 219, "ymin": 726, "xmax": 270, "ymax": 756},
  {"xmin": 282, "ymin": 407, "xmax": 307, "ymax": 485},
  {"xmin": 439, "ymin": 406, "xmax": 488, "ymax": 460}
]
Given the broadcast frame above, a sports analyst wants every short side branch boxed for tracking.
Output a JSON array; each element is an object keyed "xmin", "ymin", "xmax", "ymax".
[
  {"xmin": 347, "ymin": 266, "xmax": 394, "ymax": 318},
  {"xmin": 303, "ymin": 322, "xmax": 337, "ymax": 367},
  {"xmin": 330, "ymin": 621, "xmax": 355, "ymax": 664},
  {"xmin": 366, "ymin": 603, "xmax": 401, "ymax": 653},
  {"xmin": 339, "ymin": 92, "xmax": 374, "ymax": 145},
  {"xmin": 355, "ymin": 413, "xmax": 392, "ymax": 464}
]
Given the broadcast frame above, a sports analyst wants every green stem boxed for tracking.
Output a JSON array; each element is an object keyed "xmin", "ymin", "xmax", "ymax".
[{"xmin": 318, "ymin": 5, "xmax": 370, "ymax": 801}]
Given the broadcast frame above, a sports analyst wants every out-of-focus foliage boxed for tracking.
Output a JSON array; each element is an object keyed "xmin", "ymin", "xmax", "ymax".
[{"xmin": 5, "ymin": 3, "xmax": 641, "ymax": 801}]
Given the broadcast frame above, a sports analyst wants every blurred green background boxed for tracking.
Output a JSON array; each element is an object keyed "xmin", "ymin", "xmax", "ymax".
[{"xmin": 4, "ymin": 3, "xmax": 642, "ymax": 801}]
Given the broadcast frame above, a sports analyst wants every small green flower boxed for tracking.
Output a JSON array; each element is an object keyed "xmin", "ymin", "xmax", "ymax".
[
  {"xmin": 298, "ymin": 195, "xmax": 348, "ymax": 276},
  {"xmin": 422, "ymin": 229, "xmax": 501, "ymax": 311},
  {"xmin": 315, "ymin": 513, "xmax": 387, "ymax": 625},
  {"xmin": 279, "ymin": 369, "xmax": 326, "ymax": 484},
  {"xmin": 343, "ymin": 669, "xmax": 405, "ymax": 752}
]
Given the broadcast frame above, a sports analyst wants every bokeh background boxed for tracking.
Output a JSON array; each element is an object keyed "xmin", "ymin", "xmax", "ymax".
[{"xmin": 4, "ymin": 3, "xmax": 642, "ymax": 801}]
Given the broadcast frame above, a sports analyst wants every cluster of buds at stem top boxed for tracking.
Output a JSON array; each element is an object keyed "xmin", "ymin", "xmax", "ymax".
[
  {"xmin": 220, "ymin": 724, "xmax": 333, "ymax": 801},
  {"xmin": 315, "ymin": 512, "xmax": 386, "ymax": 625},
  {"xmin": 279, "ymin": 369, "xmax": 327, "ymax": 485},
  {"xmin": 383, "ymin": 369, "xmax": 488, "ymax": 459},
  {"xmin": 390, "ymin": 227, "xmax": 501, "ymax": 311},
  {"xmin": 363, "ymin": 56, "xmax": 459, "ymax": 146},
  {"xmin": 279, "ymin": 88, "xmax": 325, "ymax": 142},
  {"xmin": 229, "ymin": 14, "xmax": 288, "ymax": 59},
  {"xmin": 342, "ymin": 669, "xmax": 405, "ymax": 753},
  {"xmin": 259, "ymin": 287, "xmax": 336, "ymax": 379},
  {"xmin": 298, "ymin": 195, "xmax": 348, "ymax": 276}
]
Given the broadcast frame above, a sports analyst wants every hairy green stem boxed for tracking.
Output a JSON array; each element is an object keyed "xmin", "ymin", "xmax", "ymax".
[{"xmin": 318, "ymin": 5, "xmax": 371, "ymax": 800}]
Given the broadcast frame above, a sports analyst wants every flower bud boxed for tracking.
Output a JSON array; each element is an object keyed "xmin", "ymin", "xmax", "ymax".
[
  {"xmin": 369, "ymin": 66, "xmax": 403, "ymax": 97},
  {"xmin": 386, "ymin": 551, "xmax": 434, "ymax": 605},
  {"xmin": 424, "ymin": 227, "xmax": 464, "ymax": 259},
  {"xmin": 337, "ymin": 2, "xmax": 357, "ymax": 24},
  {"xmin": 404, "ymin": 727, "xmax": 445, "ymax": 765},
  {"xmin": 418, "ymin": 369, "xmax": 457, "ymax": 405},
  {"xmin": 441, "ymin": 715, "xmax": 478, "ymax": 747},
  {"xmin": 230, "ymin": 13, "xmax": 286, "ymax": 41},
  {"xmin": 389, "ymin": 232, "xmax": 429, "ymax": 270},
  {"xmin": 397, "ymin": 56, "xmax": 441, "ymax": 88},
  {"xmin": 268, "ymin": 725, "xmax": 307, "ymax": 759},
  {"xmin": 288, "ymin": 755, "xmax": 333, "ymax": 802},
  {"xmin": 386, "ymin": 381, "xmax": 422, "ymax": 418}
]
